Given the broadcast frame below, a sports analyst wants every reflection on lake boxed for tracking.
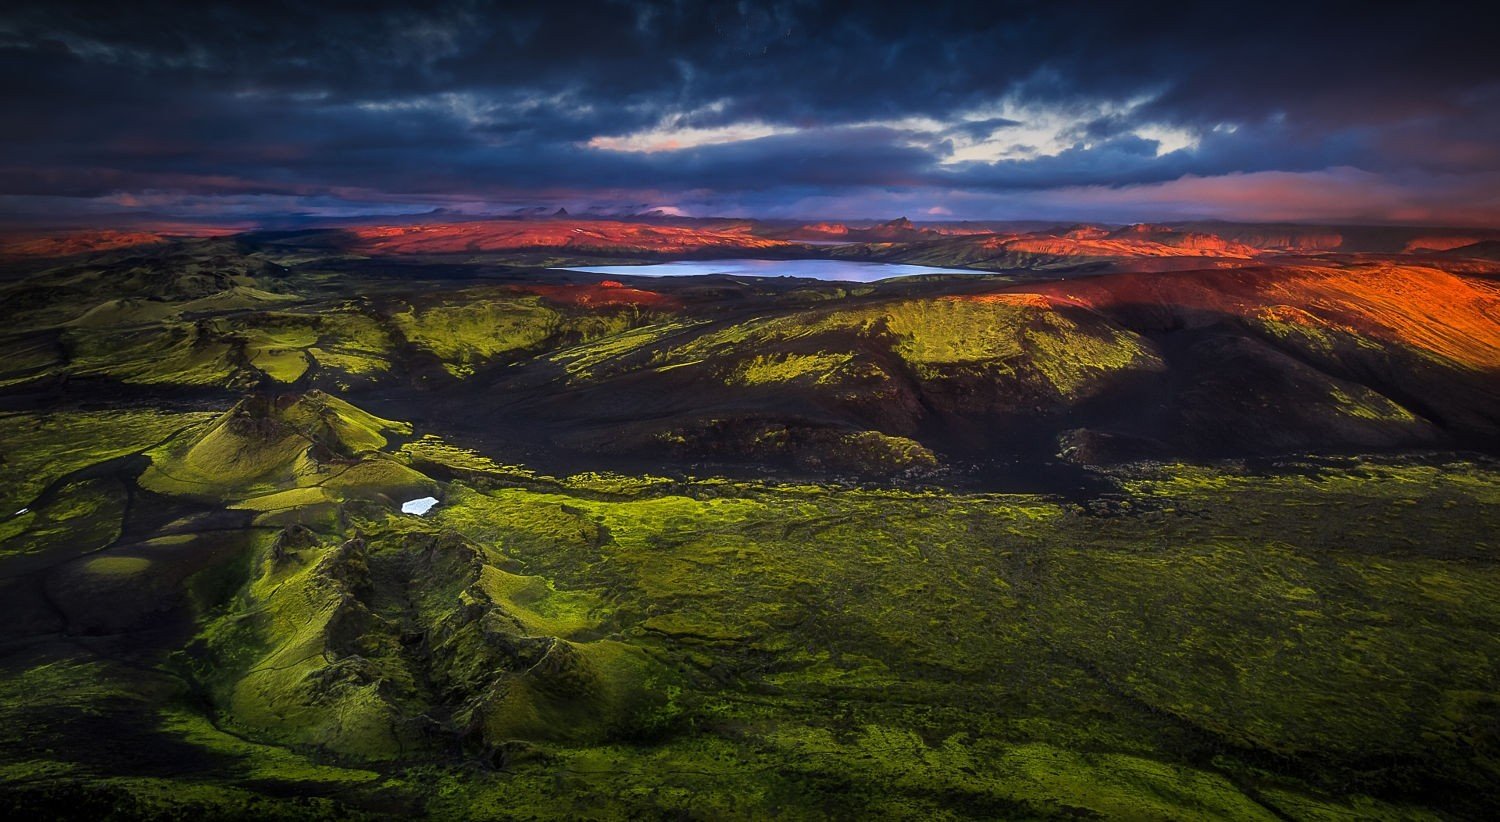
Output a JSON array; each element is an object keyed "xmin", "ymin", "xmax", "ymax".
[{"xmin": 563, "ymin": 258, "xmax": 978, "ymax": 283}]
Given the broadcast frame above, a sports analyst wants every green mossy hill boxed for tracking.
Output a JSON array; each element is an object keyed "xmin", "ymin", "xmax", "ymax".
[
  {"xmin": 0, "ymin": 240, "xmax": 287, "ymax": 332},
  {"xmin": 416, "ymin": 459, "xmax": 1500, "ymax": 818},
  {"xmin": 1247, "ymin": 305, "xmax": 1500, "ymax": 437},
  {"xmin": 3, "ymin": 455, "xmax": 1499, "ymax": 818},
  {"xmin": 649, "ymin": 418, "xmax": 940, "ymax": 477},
  {"xmin": 391, "ymin": 291, "xmax": 666, "ymax": 377},
  {"xmin": 548, "ymin": 318, "xmax": 702, "ymax": 380},
  {"xmin": 0, "ymin": 408, "xmax": 215, "ymax": 513},
  {"xmin": 224, "ymin": 309, "xmax": 398, "ymax": 384},
  {"xmin": 392, "ymin": 296, "xmax": 561, "ymax": 375},
  {"xmin": 53, "ymin": 307, "xmax": 402, "ymax": 388},
  {"xmin": 524, "ymin": 293, "xmax": 1167, "ymax": 471},
  {"xmin": 880, "ymin": 296, "xmax": 1164, "ymax": 401},
  {"xmin": 0, "ymin": 476, "xmax": 126, "ymax": 574},
  {"xmin": 139, "ymin": 391, "xmax": 424, "ymax": 501},
  {"xmin": 188, "ymin": 517, "xmax": 664, "ymax": 761},
  {"xmin": 45, "ymin": 531, "xmax": 257, "ymax": 635},
  {"xmin": 622, "ymin": 294, "xmax": 1162, "ymax": 412},
  {"xmin": 61, "ymin": 286, "xmax": 298, "ymax": 330},
  {"xmin": 61, "ymin": 321, "xmax": 244, "ymax": 387},
  {"xmin": 1158, "ymin": 334, "xmax": 1443, "ymax": 456}
]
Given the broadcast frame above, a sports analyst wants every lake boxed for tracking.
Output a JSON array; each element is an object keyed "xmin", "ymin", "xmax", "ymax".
[
  {"xmin": 563, "ymin": 258, "xmax": 978, "ymax": 283},
  {"xmin": 401, "ymin": 496, "xmax": 439, "ymax": 516}
]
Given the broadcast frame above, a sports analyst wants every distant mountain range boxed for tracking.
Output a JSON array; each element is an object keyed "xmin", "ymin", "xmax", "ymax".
[{"xmin": 9, "ymin": 216, "xmax": 1499, "ymax": 268}]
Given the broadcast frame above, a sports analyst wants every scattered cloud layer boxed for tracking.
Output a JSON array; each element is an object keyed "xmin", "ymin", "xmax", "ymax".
[{"xmin": 2, "ymin": 1, "xmax": 1498, "ymax": 225}]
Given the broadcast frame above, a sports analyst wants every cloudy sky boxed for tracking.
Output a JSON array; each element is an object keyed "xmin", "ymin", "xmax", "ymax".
[{"xmin": 3, "ymin": 0, "xmax": 1498, "ymax": 226}]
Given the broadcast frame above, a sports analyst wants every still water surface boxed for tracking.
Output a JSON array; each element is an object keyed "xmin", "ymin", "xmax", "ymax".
[{"xmin": 564, "ymin": 258, "xmax": 977, "ymax": 283}]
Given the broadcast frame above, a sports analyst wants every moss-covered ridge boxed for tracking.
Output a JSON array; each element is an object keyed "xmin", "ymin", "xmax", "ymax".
[
  {"xmin": 532, "ymin": 265, "xmax": 1491, "ymax": 467},
  {"xmin": 139, "ymin": 390, "xmax": 429, "ymax": 503},
  {"xmin": 638, "ymin": 292, "xmax": 1162, "ymax": 407},
  {"xmin": 189, "ymin": 521, "xmax": 663, "ymax": 762},
  {"xmin": 2, "ymin": 400, "xmax": 1499, "ymax": 818},
  {"xmin": 115, "ymin": 391, "xmax": 672, "ymax": 763},
  {"xmin": 5, "ymin": 240, "xmax": 1497, "ymax": 473}
]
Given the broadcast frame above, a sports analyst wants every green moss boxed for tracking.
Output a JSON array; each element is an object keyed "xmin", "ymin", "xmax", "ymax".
[
  {"xmin": 80, "ymin": 555, "xmax": 152, "ymax": 576},
  {"xmin": 651, "ymin": 420, "xmax": 939, "ymax": 475},
  {"xmin": 391, "ymin": 296, "xmax": 561, "ymax": 375},
  {"xmin": 642, "ymin": 295, "xmax": 1162, "ymax": 403},
  {"xmin": 0, "ymin": 335, "xmax": 64, "ymax": 388},
  {"xmin": 415, "ymin": 459, "xmax": 1499, "ymax": 816},
  {"xmin": 386, "ymin": 292, "xmax": 677, "ymax": 378},
  {"xmin": 1250, "ymin": 305, "xmax": 1387, "ymax": 360},
  {"xmin": 880, "ymin": 297, "xmax": 1163, "ymax": 399},
  {"xmin": 308, "ymin": 346, "xmax": 389, "ymax": 375},
  {"xmin": 157, "ymin": 707, "xmax": 382, "ymax": 787},
  {"xmin": 0, "ymin": 410, "xmax": 220, "ymax": 493},
  {"xmin": 243, "ymin": 325, "xmax": 316, "ymax": 382},
  {"xmin": 2, "ymin": 386, "xmax": 1496, "ymax": 818},
  {"xmin": 399, "ymin": 434, "xmax": 525, "ymax": 475},
  {"xmin": 477, "ymin": 566, "xmax": 605, "ymax": 638},
  {"xmin": 320, "ymin": 457, "xmax": 437, "ymax": 499},
  {"xmin": 550, "ymin": 319, "xmax": 699, "ymax": 379},
  {"xmin": 0, "ymin": 476, "xmax": 127, "ymax": 566},
  {"xmin": 139, "ymin": 391, "xmax": 414, "ymax": 501},
  {"xmin": 728, "ymin": 352, "xmax": 858, "ymax": 386},
  {"xmin": 652, "ymin": 308, "xmax": 869, "ymax": 365},
  {"xmin": 232, "ymin": 309, "xmax": 397, "ymax": 381},
  {"xmin": 248, "ymin": 347, "xmax": 311, "ymax": 382},
  {"xmin": 230, "ymin": 486, "xmax": 336, "ymax": 512},
  {"xmin": 63, "ymin": 286, "xmax": 302, "ymax": 328},
  {"xmin": 62, "ymin": 322, "xmax": 241, "ymax": 386},
  {"xmin": 47, "ymin": 300, "xmax": 404, "ymax": 388},
  {"xmin": 1328, "ymin": 386, "xmax": 1419, "ymax": 422},
  {"xmin": 835, "ymin": 430, "xmax": 939, "ymax": 472},
  {"xmin": 232, "ymin": 311, "xmax": 402, "ymax": 383}
]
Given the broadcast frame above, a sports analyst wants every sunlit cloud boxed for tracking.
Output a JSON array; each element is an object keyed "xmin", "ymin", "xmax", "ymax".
[
  {"xmin": 588, "ymin": 121, "xmax": 796, "ymax": 152},
  {"xmin": 1131, "ymin": 124, "xmax": 1200, "ymax": 157},
  {"xmin": 585, "ymin": 93, "xmax": 1204, "ymax": 164},
  {"xmin": 898, "ymin": 95, "xmax": 1201, "ymax": 163}
]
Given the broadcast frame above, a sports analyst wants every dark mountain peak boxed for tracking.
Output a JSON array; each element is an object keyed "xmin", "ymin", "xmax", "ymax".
[
  {"xmin": 1061, "ymin": 223, "xmax": 1111, "ymax": 239},
  {"xmin": 1110, "ymin": 223, "xmax": 1174, "ymax": 238},
  {"xmin": 1442, "ymin": 239, "xmax": 1500, "ymax": 260}
]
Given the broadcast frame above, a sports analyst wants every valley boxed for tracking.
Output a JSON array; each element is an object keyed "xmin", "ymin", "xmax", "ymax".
[{"xmin": 1, "ymin": 217, "xmax": 1499, "ymax": 818}]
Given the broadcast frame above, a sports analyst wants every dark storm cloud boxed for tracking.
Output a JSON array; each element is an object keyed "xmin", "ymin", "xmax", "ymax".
[{"xmin": 2, "ymin": 0, "xmax": 1498, "ymax": 223}]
